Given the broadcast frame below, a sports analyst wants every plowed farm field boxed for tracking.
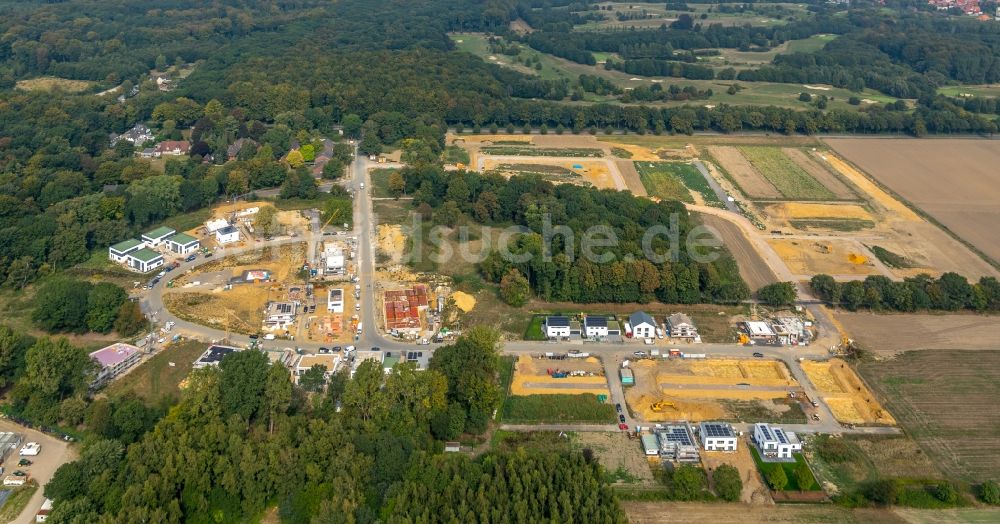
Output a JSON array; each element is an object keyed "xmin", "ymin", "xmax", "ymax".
[
  {"xmin": 859, "ymin": 350, "xmax": 1000, "ymax": 483},
  {"xmin": 826, "ymin": 138, "xmax": 1000, "ymax": 266}
]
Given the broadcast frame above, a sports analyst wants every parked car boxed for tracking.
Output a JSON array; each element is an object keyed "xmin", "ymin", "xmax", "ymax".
[
  {"xmin": 17, "ymin": 459, "xmax": 30, "ymax": 467},
  {"xmin": 185, "ymin": 254, "xmax": 197, "ymax": 262},
  {"xmin": 204, "ymin": 252, "xmax": 213, "ymax": 258},
  {"xmin": 618, "ymin": 423, "xmax": 629, "ymax": 430},
  {"xmin": 632, "ymin": 351, "xmax": 647, "ymax": 358},
  {"xmin": 618, "ymin": 414, "xmax": 626, "ymax": 423},
  {"xmin": 752, "ymin": 352, "xmax": 764, "ymax": 358},
  {"xmin": 615, "ymin": 403, "xmax": 622, "ymax": 413},
  {"xmin": 812, "ymin": 413, "xmax": 820, "ymax": 421},
  {"xmin": 811, "ymin": 400, "xmax": 819, "ymax": 407}
]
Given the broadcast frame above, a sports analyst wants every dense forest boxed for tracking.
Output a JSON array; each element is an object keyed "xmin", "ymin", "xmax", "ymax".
[
  {"xmin": 395, "ymin": 166, "xmax": 751, "ymax": 304},
  {"xmin": 30, "ymin": 327, "xmax": 624, "ymax": 521}
]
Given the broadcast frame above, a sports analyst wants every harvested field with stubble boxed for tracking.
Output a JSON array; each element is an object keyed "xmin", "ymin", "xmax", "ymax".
[
  {"xmin": 836, "ymin": 312, "xmax": 1000, "ymax": 355},
  {"xmin": 706, "ymin": 145, "xmax": 781, "ymax": 199},
  {"xmin": 826, "ymin": 138, "xmax": 1000, "ymax": 266},
  {"xmin": 859, "ymin": 350, "xmax": 1000, "ymax": 483}
]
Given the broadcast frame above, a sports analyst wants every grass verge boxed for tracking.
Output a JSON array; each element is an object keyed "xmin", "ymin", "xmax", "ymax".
[
  {"xmin": 720, "ymin": 399, "xmax": 806, "ymax": 424},
  {"xmin": 480, "ymin": 146, "xmax": 603, "ymax": 157},
  {"xmin": 103, "ymin": 339, "xmax": 209, "ymax": 405},
  {"xmin": 370, "ymin": 168, "xmax": 400, "ymax": 198},
  {"xmin": 523, "ymin": 316, "xmax": 547, "ymax": 340},
  {"xmin": 0, "ymin": 482, "xmax": 38, "ymax": 521}
]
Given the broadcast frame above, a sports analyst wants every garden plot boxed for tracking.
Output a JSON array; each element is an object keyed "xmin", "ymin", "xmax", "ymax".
[
  {"xmin": 510, "ymin": 354, "xmax": 610, "ymax": 396},
  {"xmin": 738, "ymin": 147, "xmax": 836, "ymax": 200},
  {"xmin": 706, "ymin": 145, "xmax": 781, "ymax": 199},
  {"xmin": 625, "ymin": 358, "xmax": 803, "ymax": 423},
  {"xmin": 800, "ymin": 359, "xmax": 895, "ymax": 425}
]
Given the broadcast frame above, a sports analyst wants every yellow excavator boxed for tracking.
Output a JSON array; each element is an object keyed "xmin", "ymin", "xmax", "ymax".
[{"xmin": 650, "ymin": 400, "xmax": 675, "ymax": 413}]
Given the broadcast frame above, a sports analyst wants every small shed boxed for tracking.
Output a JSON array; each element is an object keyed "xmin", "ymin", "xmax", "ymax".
[{"xmin": 641, "ymin": 434, "xmax": 659, "ymax": 456}]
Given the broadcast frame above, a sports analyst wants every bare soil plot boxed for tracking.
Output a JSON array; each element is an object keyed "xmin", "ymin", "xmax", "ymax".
[
  {"xmin": 836, "ymin": 312, "xmax": 1000, "ymax": 356},
  {"xmin": 782, "ymin": 148, "xmax": 856, "ymax": 199},
  {"xmin": 800, "ymin": 358, "xmax": 895, "ymax": 425},
  {"xmin": 481, "ymin": 157, "xmax": 622, "ymax": 189},
  {"xmin": 623, "ymin": 501, "xmax": 906, "ymax": 523},
  {"xmin": 701, "ymin": 442, "xmax": 770, "ymax": 504},
  {"xmin": 767, "ymin": 238, "xmax": 880, "ymax": 277},
  {"xmin": 705, "ymin": 145, "xmax": 781, "ymax": 199},
  {"xmin": 510, "ymin": 354, "xmax": 609, "ymax": 396},
  {"xmin": 626, "ymin": 358, "xmax": 803, "ymax": 422},
  {"xmin": 615, "ymin": 158, "xmax": 647, "ymax": 195},
  {"xmin": 697, "ymin": 213, "xmax": 778, "ymax": 291},
  {"xmin": 826, "ymin": 138, "xmax": 1000, "ymax": 265},
  {"xmin": 575, "ymin": 432, "xmax": 655, "ymax": 485},
  {"xmin": 859, "ymin": 350, "xmax": 1000, "ymax": 483},
  {"xmin": 761, "ymin": 202, "xmax": 876, "ymax": 232},
  {"xmin": 738, "ymin": 146, "xmax": 836, "ymax": 200}
]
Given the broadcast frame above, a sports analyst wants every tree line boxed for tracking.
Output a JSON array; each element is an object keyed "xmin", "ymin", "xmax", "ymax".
[{"xmin": 810, "ymin": 273, "xmax": 1000, "ymax": 312}]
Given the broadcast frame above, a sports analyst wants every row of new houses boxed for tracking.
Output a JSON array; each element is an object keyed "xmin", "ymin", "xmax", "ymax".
[
  {"xmin": 108, "ymin": 226, "xmax": 198, "ymax": 273},
  {"xmin": 639, "ymin": 422, "xmax": 802, "ymax": 461},
  {"xmin": 109, "ymin": 221, "xmax": 242, "ymax": 273},
  {"xmin": 192, "ymin": 345, "xmax": 431, "ymax": 382},
  {"xmin": 543, "ymin": 311, "xmax": 698, "ymax": 341}
]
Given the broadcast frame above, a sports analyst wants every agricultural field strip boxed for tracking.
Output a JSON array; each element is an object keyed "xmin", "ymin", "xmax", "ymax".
[
  {"xmin": 705, "ymin": 145, "xmax": 782, "ymax": 199},
  {"xmin": 738, "ymin": 146, "xmax": 836, "ymax": 200}
]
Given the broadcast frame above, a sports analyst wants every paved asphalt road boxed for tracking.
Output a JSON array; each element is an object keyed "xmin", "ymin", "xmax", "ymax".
[{"xmin": 140, "ymin": 148, "xmax": 897, "ymax": 437}]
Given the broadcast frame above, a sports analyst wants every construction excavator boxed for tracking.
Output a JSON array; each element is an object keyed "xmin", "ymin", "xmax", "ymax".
[{"xmin": 650, "ymin": 400, "xmax": 675, "ymax": 413}]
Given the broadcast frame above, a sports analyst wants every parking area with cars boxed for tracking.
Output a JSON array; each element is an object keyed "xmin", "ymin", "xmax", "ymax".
[{"xmin": 0, "ymin": 419, "xmax": 75, "ymax": 524}]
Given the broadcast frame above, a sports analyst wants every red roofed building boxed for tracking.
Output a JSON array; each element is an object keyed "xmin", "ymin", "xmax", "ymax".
[{"xmin": 154, "ymin": 140, "xmax": 191, "ymax": 156}]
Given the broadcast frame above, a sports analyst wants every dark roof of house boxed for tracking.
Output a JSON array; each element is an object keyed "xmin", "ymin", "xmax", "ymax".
[
  {"xmin": 545, "ymin": 316, "xmax": 570, "ymax": 327},
  {"xmin": 584, "ymin": 316, "xmax": 608, "ymax": 327},
  {"xmin": 629, "ymin": 311, "xmax": 656, "ymax": 327}
]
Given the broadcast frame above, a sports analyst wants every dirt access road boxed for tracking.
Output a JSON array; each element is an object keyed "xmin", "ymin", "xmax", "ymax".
[{"xmin": 0, "ymin": 420, "xmax": 75, "ymax": 524}]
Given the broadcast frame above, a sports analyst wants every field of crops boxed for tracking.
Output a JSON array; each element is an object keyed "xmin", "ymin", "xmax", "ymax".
[
  {"xmin": 739, "ymin": 147, "xmax": 836, "ymax": 200},
  {"xmin": 480, "ymin": 146, "xmax": 604, "ymax": 157},
  {"xmin": 635, "ymin": 162, "xmax": 694, "ymax": 203},
  {"xmin": 636, "ymin": 161, "xmax": 721, "ymax": 205},
  {"xmin": 859, "ymin": 350, "xmax": 1000, "ymax": 483},
  {"xmin": 502, "ymin": 394, "xmax": 616, "ymax": 423}
]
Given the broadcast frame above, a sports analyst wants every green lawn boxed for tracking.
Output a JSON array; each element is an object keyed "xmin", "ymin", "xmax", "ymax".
[
  {"xmin": 738, "ymin": 146, "xmax": 836, "ymax": 200},
  {"xmin": 370, "ymin": 168, "xmax": 400, "ymax": 198},
  {"xmin": 104, "ymin": 339, "xmax": 208, "ymax": 405},
  {"xmin": 938, "ymin": 85, "xmax": 1000, "ymax": 98},
  {"xmin": 750, "ymin": 447, "xmax": 821, "ymax": 491},
  {"xmin": 162, "ymin": 207, "xmax": 212, "ymax": 233},
  {"xmin": 523, "ymin": 315, "xmax": 546, "ymax": 340},
  {"xmin": 442, "ymin": 145, "xmax": 470, "ymax": 165},
  {"xmin": 635, "ymin": 161, "xmax": 722, "ymax": 205},
  {"xmin": 785, "ymin": 34, "xmax": 837, "ymax": 54},
  {"xmin": 503, "ymin": 394, "xmax": 616, "ymax": 424},
  {"xmin": 635, "ymin": 161, "xmax": 695, "ymax": 203}
]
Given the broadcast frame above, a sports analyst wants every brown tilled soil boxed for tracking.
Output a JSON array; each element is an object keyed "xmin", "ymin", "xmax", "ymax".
[
  {"xmin": 783, "ymin": 148, "xmax": 857, "ymax": 199},
  {"xmin": 616, "ymin": 158, "xmax": 647, "ymax": 195},
  {"xmin": 825, "ymin": 138, "xmax": 1000, "ymax": 265},
  {"xmin": 698, "ymin": 213, "xmax": 778, "ymax": 290},
  {"xmin": 706, "ymin": 145, "xmax": 781, "ymax": 199},
  {"xmin": 837, "ymin": 312, "xmax": 1000, "ymax": 355}
]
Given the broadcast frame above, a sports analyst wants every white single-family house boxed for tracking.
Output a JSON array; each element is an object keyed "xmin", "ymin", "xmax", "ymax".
[
  {"xmin": 127, "ymin": 247, "xmax": 165, "ymax": 273},
  {"xmin": 699, "ymin": 422, "xmax": 738, "ymax": 452},
  {"xmin": 543, "ymin": 316, "xmax": 571, "ymax": 338},
  {"xmin": 583, "ymin": 316, "xmax": 609, "ymax": 338},
  {"xmin": 109, "ymin": 238, "xmax": 144, "ymax": 263},
  {"xmin": 164, "ymin": 232, "xmax": 200, "ymax": 255},
  {"xmin": 141, "ymin": 226, "xmax": 176, "ymax": 247},
  {"xmin": 753, "ymin": 423, "xmax": 802, "ymax": 459},
  {"xmin": 629, "ymin": 311, "xmax": 656, "ymax": 339},
  {"xmin": 215, "ymin": 225, "xmax": 240, "ymax": 244}
]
